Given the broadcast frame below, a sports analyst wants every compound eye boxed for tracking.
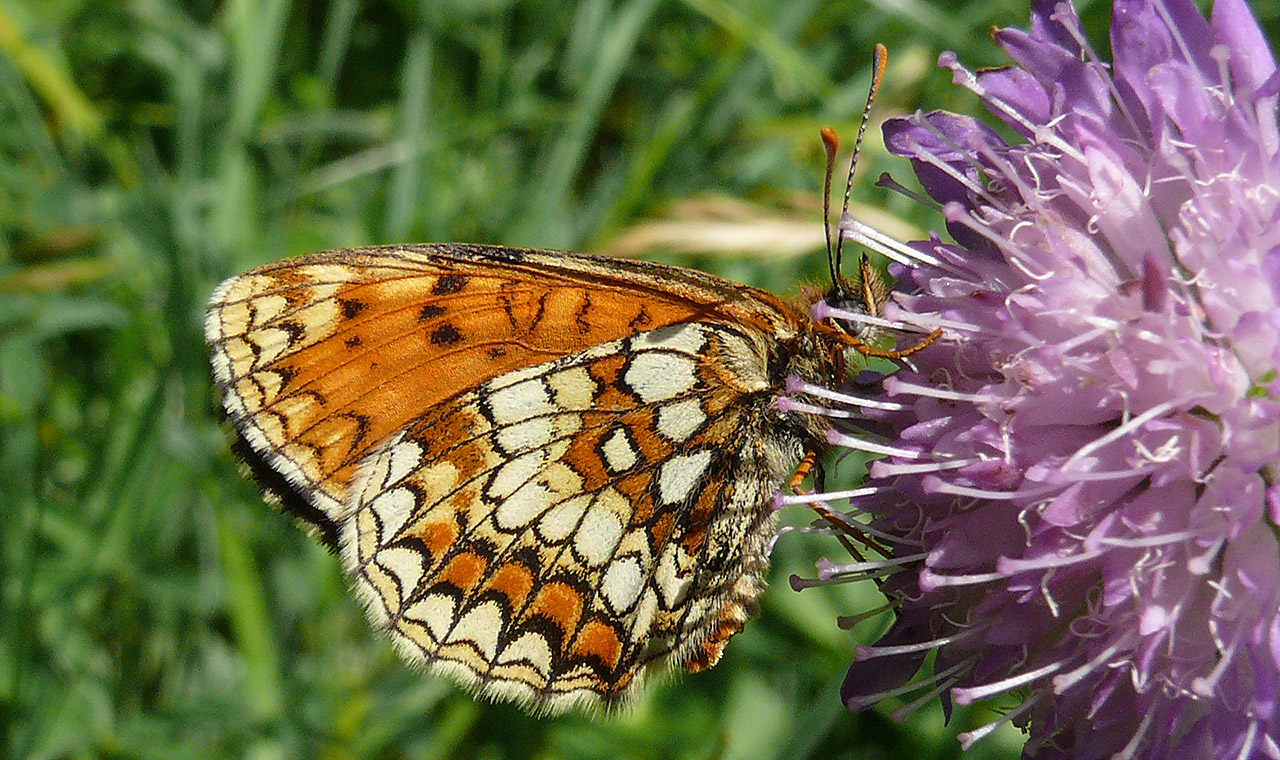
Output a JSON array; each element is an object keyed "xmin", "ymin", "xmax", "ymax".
[{"xmin": 822, "ymin": 287, "xmax": 870, "ymax": 334}]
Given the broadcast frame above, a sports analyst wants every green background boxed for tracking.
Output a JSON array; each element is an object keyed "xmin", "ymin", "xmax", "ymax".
[{"xmin": 4, "ymin": 0, "xmax": 1273, "ymax": 758}]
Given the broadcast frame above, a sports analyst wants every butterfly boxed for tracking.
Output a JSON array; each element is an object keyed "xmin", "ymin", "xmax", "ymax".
[{"xmin": 206, "ymin": 47, "xmax": 937, "ymax": 713}]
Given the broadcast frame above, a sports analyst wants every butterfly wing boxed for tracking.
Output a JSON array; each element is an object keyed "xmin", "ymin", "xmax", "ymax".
[
  {"xmin": 346, "ymin": 321, "xmax": 802, "ymax": 710},
  {"xmin": 206, "ymin": 244, "xmax": 815, "ymax": 710},
  {"xmin": 206, "ymin": 244, "xmax": 799, "ymax": 540}
]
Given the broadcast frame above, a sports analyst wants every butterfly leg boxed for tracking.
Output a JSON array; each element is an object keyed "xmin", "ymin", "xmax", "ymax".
[
  {"xmin": 824, "ymin": 323, "xmax": 944, "ymax": 360},
  {"xmin": 788, "ymin": 449, "xmax": 824, "ymax": 494},
  {"xmin": 787, "ymin": 448, "xmax": 883, "ymax": 562}
]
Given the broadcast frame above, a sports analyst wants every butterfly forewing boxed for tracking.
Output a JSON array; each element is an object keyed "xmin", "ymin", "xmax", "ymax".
[{"xmin": 207, "ymin": 243, "xmax": 831, "ymax": 711}]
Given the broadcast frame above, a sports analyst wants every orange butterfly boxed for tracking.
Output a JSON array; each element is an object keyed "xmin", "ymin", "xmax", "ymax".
[{"xmin": 206, "ymin": 48, "xmax": 936, "ymax": 712}]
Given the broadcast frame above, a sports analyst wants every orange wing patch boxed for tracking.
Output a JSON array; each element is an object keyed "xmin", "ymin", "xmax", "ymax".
[{"xmin": 206, "ymin": 244, "xmax": 798, "ymax": 534}]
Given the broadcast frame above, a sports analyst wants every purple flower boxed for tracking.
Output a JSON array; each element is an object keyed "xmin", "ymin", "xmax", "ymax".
[{"xmin": 789, "ymin": 0, "xmax": 1280, "ymax": 757}]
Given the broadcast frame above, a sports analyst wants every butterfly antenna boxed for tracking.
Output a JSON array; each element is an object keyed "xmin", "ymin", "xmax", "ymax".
[
  {"xmin": 820, "ymin": 126, "xmax": 841, "ymax": 292},
  {"xmin": 834, "ymin": 43, "xmax": 888, "ymax": 281}
]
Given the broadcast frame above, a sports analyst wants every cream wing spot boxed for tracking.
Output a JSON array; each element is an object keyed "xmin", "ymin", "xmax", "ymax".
[
  {"xmin": 631, "ymin": 323, "xmax": 707, "ymax": 353},
  {"xmin": 497, "ymin": 632, "xmax": 554, "ymax": 677},
  {"xmin": 486, "ymin": 378, "xmax": 554, "ymax": 424},
  {"xmin": 574, "ymin": 505, "xmax": 624, "ymax": 567},
  {"xmin": 256, "ymin": 369, "xmax": 288, "ymax": 404},
  {"xmin": 289, "ymin": 299, "xmax": 341, "ymax": 344},
  {"xmin": 405, "ymin": 593, "xmax": 456, "ymax": 642},
  {"xmin": 415, "ymin": 460, "xmax": 460, "ymax": 505},
  {"xmin": 600, "ymin": 557, "xmax": 644, "ymax": 614},
  {"xmin": 252, "ymin": 293, "xmax": 289, "ymax": 323},
  {"xmin": 627, "ymin": 589, "xmax": 660, "ymax": 639},
  {"xmin": 487, "ymin": 449, "xmax": 546, "ymax": 499},
  {"xmin": 546, "ymin": 366, "xmax": 597, "ymax": 410},
  {"xmin": 624, "ymin": 352, "xmax": 698, "ymax": 403},
  {"xmin": 358, "ymin": 446, "xmax": 392, "ymax": 492},
  {"xmin": 537, "ymin": 494, "xmax": 591, "ymax": 543},
  {"xmin": 295, "ymin": 265, "xmax": 356, "ymax": 290},
  {"xmin": 601, "ymin": 428, "xmax": 639, "ymax": 473},
  {"xmin": 377, "ymin": 546, "xmax": 426, "ymax": 598},
  {"xmin": 497, "ymin": 416, "xmax": 556, "ymax": 454},
  {"xmin": 214, "ymin": 299, "xmax": 252, "ymax": 340},
  {"xmin": 250, "ymin": 327, "xmax": 296, "ymax": 365},
  {"xmin": 542, "ymin": 460, "xmax": 583, "ymax": 491},
  {"xmin": 386, "ymin": 438, "xmax": 425, "ymax": 486},
  {"xmin": 654, "ymin": 547, "xmax": 693, "ymax": 608},
  {"xmin": 448, "ymin": 601, "xmax": 505, "ymax": 660},
  {"xmin": 220, "ymin": 337, "xmax": 255, "ymax": 376},
  {"xmin": 657, "ymin": 450, "xmax": 713, "ymax": 505},
  {"xmin": 495, "ymin": 481, "xmax": 552, "ymax": 530},
  {"xmin": 370, "ymin": 487, "xmax": 417, "ymax": 542},
  {"xmin": 656, "ymin": 398, "xmax": 706, "ymax": 442}
]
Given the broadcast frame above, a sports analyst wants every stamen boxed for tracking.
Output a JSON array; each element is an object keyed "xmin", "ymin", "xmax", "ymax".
[
  {"xmin": 957, "ymin": 696, "xmax": 1040, "ymax": 751},
  {"xmin": 1112, "ymin": 709, "xmax": 1156, "ymax": 760},
  {"xmin": 1090, "ymin": 531, "xmax": 1195, "ymax": 549},
  {"xmin": 1038, "ymin": 464, "xmax": 1162, "ymax": 484},
  {"xmin": 871, "ymin": 458, "xmax": 978, "ymax": 476},
  {"xmin": 1049, "ymin": 4, "xmax": 1144, "ymax": 140},
  {"xmin": 837, "ymin": 599, "xmax": 895, "ymax": 630},
  {"xmin": 936, "ymin": 52, "xmax": 1084, "ymax": 165},
  {"xmin": 919, "ymin": 569, "xmax": 1007, "ymax": 589},
  {"xmin": 996, "ymin": 549, "xmax": 1104, "ymax": 574},
  {"xmin": 925, "ymin": 479, "xmax": 1059, "ymax": 500},
  {"xmin": 882, "ymin": 309, "xmax": 987, "ymax": 335},
  {"xmin": 787, "ymin": 377, "xmax": 906, "ymax": 410},
  {"xmin": 815, "ymin": 301, "xmax": 939, "ymax": 335},
  {"xmin": 1187, "ymin": 537, "xmax": 1224, "ymax": 575},
  {"xmin": 1190, "ymin": 629, "xmax": 1239, "ymax": 696},
  {"xmin": 896, "ymin": 109, "xmax": 1003, "ymax": 204},
  {"xmin": 890, "ymin": 659, "xmax": 974, "ymax": 720},
  {"xmin": 839, "ymin": 213, "xmax": 968, "ymax": 275},
  {"xmin": 790, "ymin": 566, "xmax": 896, "ymax": 588},
  {"xmin": 855, "ymin": 629, "xmax": 976, "ymax": 659},
  {"xmin": 1231, "ymin": 721, "xmax": 1259, "ymax": 760},
  {"xmin": 826, "ymin": 515, "xmax": 925, "ymax": 547},
  {"xmin": 775, "ymin": 487, "xmax": 881, "ymax": 506},
  {"xmin": 777, "ymin": 397, "xmax": 862, "ymax": 419},
  {"xmin": 882, "ymin": 377, "xmax": 998, "ymax": 403},
  {"xmin": 875, "ymin": 171, "xmax": 942, "ymax": 210},
  {"xmin": 845, "ymin": 657, "xmax": 973, "ymax": 712},
  {"xmin": 817, "ymin": 552, "xmax": 928, "ymax": 580},
  {"xmin": 952, "ymin": 661, "xmax": 1062, "ymax": 705},
  {"xmin": 1051, "ymin": 636, "xmax": 1130, "ymax": 694},
  {"xmin": 827, "ymin": 429, "xmax": 923, "ymax": 459},
  {"xmin": 1062, "ymin": 401, "xmax": 1179, "ymax": 469}
]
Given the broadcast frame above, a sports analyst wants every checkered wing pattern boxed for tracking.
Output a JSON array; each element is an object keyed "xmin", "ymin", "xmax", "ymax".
[
  {"xmin": 348, "ymin": 322, "xmax": 795, "ymax": 709},
  {"xmin": 207, "ymin": 244, "xmax": 817, "ymax": 711}
]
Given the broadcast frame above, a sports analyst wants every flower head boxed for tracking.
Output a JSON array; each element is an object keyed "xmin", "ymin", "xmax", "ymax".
[{"xmin": 791, "ymin": 0, "xmax": 1280, "ymax": 756}]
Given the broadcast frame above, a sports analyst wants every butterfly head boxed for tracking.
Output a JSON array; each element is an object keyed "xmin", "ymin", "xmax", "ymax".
[{"xmin": 821, "ymin": 253, "xmax": 888, "ymax": 341}]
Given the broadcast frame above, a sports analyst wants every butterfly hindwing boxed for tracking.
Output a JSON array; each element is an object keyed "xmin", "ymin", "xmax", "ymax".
[{"xmin": 344, "ymin": 322, "xmax": 802, "ymax": 710}]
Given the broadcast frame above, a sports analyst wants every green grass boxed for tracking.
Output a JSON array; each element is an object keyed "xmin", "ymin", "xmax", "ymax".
[{"xmin": 3, "ymin": 0, "xmax": 1274, "ymax": 758}]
